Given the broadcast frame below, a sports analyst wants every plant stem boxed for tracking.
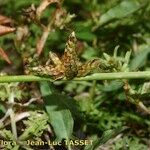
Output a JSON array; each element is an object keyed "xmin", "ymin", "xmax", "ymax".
[
  {"xmin": 137, "ymin": 101, "xmax": 150, "ymax": 114},
  {"xmin": 0, "ymin": 71, "xmax": 150, "ymax": 83},
  {"xmin": 0, "ymin": 75, "xmax": 51, "ymax": 83},
  {"xmin": 74, "ymin": 71, "xmax": 150, "ymax": 81},
  {"xmin": 9, "ymin": 92, "xmax": 18, "ymax": 140}
]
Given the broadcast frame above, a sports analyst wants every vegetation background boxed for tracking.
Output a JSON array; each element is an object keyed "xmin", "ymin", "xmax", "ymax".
[{"xmin": 0, "ymin": 0, "xmax": 150, "ymax": 150}]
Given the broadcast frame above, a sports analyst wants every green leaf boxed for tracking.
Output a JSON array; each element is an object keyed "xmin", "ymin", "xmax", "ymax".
[
  {"xmin": 94, "ymin": 0, "xmax": 142, "ymax": 30},
  {"xmin": 98, "ymin": 80, "xmax": 124, "ymax": 92},
  {"xmin": 81, "ymin": 45, "xmax": 98, "ymax": 59},
  {"xmin": 130, "ymin": 48, "xmax": 150, "ymax": 71},
  {"xmin": 40, "ymin": 82, "xmax": 80, "ymax": 118},
  {"xmin": 76, "ymin": 32, "xmax": 96, "ymax": 41},
  {"xmin": 19, "ymin": 111, "xmax": 48, "ymax": 140},
  {"xmin": 40, "ymin": 82, "xmax": 75, "ymax": 141},
  {"xmin": 84, "ymin": 126, "xmax": 128, "ymax": 150},
  {"xmin": 0, "ymin": 104, "xmax": 6, "ymax": 113},
  {"xmin": 48, "ymin": 110, "xmax": 73, "ymax": 141}
]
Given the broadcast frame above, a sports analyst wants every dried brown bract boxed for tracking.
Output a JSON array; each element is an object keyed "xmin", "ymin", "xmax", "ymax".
[{"xmin": 26, "ymin": 32, "xmax": 101, "ymax": 80}]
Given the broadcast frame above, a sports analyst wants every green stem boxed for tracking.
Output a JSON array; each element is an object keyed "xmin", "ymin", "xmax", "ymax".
[
  {"xmin": 0, "ymin": 75, "xmax": 51, "ymax": 83},
  {"xmin": 0, "ymin": 71, "xmax": 150, "ymax": 83},
  {"xmin": 74, "ymin": 71, "xmax": 150, "ymax": 81}
]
